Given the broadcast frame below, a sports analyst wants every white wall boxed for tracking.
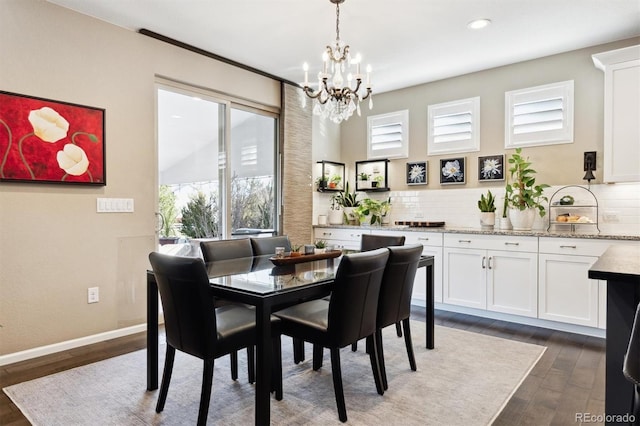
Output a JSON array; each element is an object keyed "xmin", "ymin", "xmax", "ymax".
[{"xmin": 0, "ymin": 0, "xmax": 280, "ymax": 356}]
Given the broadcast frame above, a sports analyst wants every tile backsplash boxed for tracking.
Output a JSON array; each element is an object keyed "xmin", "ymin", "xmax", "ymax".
[{"xmin": 313, "ymin": 182, "xmax": 640, "ymax": 236}]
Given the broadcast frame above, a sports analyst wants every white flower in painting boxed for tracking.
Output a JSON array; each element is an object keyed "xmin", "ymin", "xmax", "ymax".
[
  {"xmin": 482, "ymin": 158, "xmax": 502, "ymax": 179},
  {"xmin": 442, "ymin": 160, "xmax": 463, "ymax": 181},
  {"xmin": 28, "ymin": 107, "xmax": 69, "ymax": 143},
  {"xmin": 409, "ymin": 164, "xmax": 425, "ymax": 183},
  {"xmin": 57, "ymin": 144, "xmax": 89, "ymax": 176}
]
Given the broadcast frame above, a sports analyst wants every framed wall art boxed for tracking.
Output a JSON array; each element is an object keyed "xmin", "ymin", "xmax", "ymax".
[
  {"xmin": 406, "ymin": 161, "xmax": 427, "ymax": 185},
  {"xmin": 440, "ymin": 157, "xmax": 465, "ymax": 185},
  {"xmin": 0, "ymin": 90, "xmax": 105, "ymax": 185},
  {"xmin": 478, "ymin": 154, "xmax": 504, "ymax": 181}
]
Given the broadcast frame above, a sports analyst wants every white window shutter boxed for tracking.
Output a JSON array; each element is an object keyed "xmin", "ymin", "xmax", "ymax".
[
  {"xmin": 367, "ymin": 110, "xmax": 409, "ymax": 159},
  {"xmin": 505, "ymin": 80, "xmax": 574, "ymax": 148},
  {"xmin": 428, "ymin": 97, "xmax": 480, "ymax": 155}
]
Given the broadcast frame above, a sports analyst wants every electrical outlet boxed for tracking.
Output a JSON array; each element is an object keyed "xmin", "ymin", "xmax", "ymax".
[
  {"xmin": 88, "ymin": 287, "xmax": 99, "ymax": 304},
  {"xmin": 603, "ymin": 210, "xmax": 620, "ymax": 222}
]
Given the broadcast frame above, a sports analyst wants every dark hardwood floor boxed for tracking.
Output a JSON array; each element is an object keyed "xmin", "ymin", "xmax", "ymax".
[{"xmin": 0, "ymin": 308, "xmax": 606, "ymax": 425}]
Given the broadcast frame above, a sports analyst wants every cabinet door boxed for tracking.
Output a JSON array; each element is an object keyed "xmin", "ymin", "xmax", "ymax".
[
  {"xmin": 443, "ymin": 247, "xmax": 486, "ymax": 309},
  {"xmin": 539, "ymin": 253, "xmax": 599, "ymax": 327},
  {"xmin": 604, "ymin": 59, "xmax": 640, "ymax": 182},
  {"xmin": 487, "ymin": 250, "xmax": 538, "ymax": 318}
]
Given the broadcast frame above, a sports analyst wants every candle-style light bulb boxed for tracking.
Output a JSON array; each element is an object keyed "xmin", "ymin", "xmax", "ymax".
[
  {"xmin": 366, "ymin": 64, "xmax": 372, "ymax": 87},
  {"xmin": 303, "ymin": 62, "xmax": 309, "ymax": 86}
]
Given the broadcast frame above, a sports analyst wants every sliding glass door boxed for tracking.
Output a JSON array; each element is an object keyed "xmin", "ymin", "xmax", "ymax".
[{"xmin": 157, "ymin": 84, "xmax": 278, "ymax": 244}]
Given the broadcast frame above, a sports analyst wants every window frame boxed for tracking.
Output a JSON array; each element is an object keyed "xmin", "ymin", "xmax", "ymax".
[
  {"xmin": 427, "ymin": 96, "xmax": 480, "ymax": 155},
  {"xmin": 367, "ymin": 109, "xmax": 409, "ymax": 160},
  {"xmin": 504, "ymin": 80, "xmax": 574, "ymax": 149}
]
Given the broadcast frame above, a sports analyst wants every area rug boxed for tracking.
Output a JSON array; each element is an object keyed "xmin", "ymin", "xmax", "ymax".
[{"xmin": 4, "ymin": 322, "xmax": 545, "ymax": 425}]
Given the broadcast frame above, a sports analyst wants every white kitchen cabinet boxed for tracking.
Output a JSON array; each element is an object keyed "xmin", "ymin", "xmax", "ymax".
[
  {"xmin": 538, "ymin": 238, "xmax": 613, "ymax": 327},
  {"xmin": 593, "ymin": 45, "xmax": 640, "ymax": 183},
  {"xmin": 313, "ymin": 227, "xmax": 370, "ymax": 250},
  {"xmin": 443, "ymin": 234, "xmax": 538, "ymax": 317},
  {"xmin": 404, "ymin": 232, "xmax": 443, "ymax": 304}
]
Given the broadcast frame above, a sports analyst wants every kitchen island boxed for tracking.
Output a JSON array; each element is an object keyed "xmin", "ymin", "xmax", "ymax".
[{"xmin": 589, "ymin": 244, "xmax": 640, "ymax": 423}]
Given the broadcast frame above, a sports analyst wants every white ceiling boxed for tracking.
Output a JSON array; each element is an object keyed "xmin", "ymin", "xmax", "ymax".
[{"xmin": 47, "ymin": 0, "xmax": 640, "ymax": 94}]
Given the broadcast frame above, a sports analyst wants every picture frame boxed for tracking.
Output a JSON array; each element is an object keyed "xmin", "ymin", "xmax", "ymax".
[
  {"xmin": 478, "ymin": 154, "xmax": 504, "ymax": 181},
  {"xmin": 406, "ymin": 161, "xmax": 427, "ymax": 185},
  {"xmin": 440, "ymin": 157, "xmax": 466, "ymax": 185},
  {"xmin": 0, "ymin": 90, "xmax": 105, "ymax": 185}
]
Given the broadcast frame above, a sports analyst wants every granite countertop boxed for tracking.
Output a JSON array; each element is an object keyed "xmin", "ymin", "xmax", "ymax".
[
  {"xmin": 313, "ymin": 224, "xmax": 640, "ymax": 241},
  {"xmin": 589, "ymin": 245, "xmax": 640, "ymax": 283}
]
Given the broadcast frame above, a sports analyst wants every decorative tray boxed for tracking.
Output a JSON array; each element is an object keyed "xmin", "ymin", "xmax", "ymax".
[
  {"xmin": 395, "ymin": 221, "xmax": 445, "ymax": 228},
  {"xmin": 269, "ymin": 250, "xmax": 342, "ymax": 265}
]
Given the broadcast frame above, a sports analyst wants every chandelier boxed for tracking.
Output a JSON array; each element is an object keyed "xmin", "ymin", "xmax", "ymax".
[{"xmin": 302, "ymin": 0, "xmax": 373, "ymax": 123}]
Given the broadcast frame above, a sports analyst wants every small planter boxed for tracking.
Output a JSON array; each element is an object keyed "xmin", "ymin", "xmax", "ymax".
[
  {"xmin": 343, "ymin": 207, "xmax": 358, "ymax": 225},
  {"xmin": 479, "ymin": 212, "xmax": 495, "ymax": 230},
  {"xmin": 328, "ymin": 209, "xmax": 343, "ymax": 225}
]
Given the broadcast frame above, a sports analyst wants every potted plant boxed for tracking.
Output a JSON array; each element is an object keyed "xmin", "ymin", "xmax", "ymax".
[
  {"xmin": 371, "ymin": 175, "xmax": 384, "ymax": 188},
  {"xmin": 358, "ymin": 172, "xmax": 370, "ymax": 189},
  {"xmin": 354, "ymin": 198, "xmax": 386, "ymax": 226},
  {"xmin": 477, "ymin": 190, "xmax": 496, "ymax": 230},
  {"xmin": 290, "ymin": 244, "xmax": 302, "ymax": 257},
  {"xmin": 314, "ymin": 239, "xmax": 327, "ymax": 253},
  {"xmin": 334, "ymin": 181, "xmax": 360, "ymax": 224},
  {"xmin": 505, "ymin": 148, "xmax": 550, "ymax": 230},
  {"xmin": 328, "ymin": 174, "xmax": 342, "ymax": 189},
  {"xmin": 328, "ymin": 194, "xmax": 343, "ymax": 225},
  {"xmin": 380, "ymin": 197, "xmax": 392, "ymax": 225},
  {"xmin": 315, "ymin": 175, "xmax": 328, "ymax": 190}
]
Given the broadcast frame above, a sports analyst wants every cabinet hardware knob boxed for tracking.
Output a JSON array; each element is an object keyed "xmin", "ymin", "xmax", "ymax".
[
  {"xmin": 560, "ymin": 245, "xmax": 577, "ymax": 249},
  {"xmin": 459, "ymin": 239, "xmax": 472, "ymax": 243},
  {"xmin": 418, "ymin": 237, "xmax": 429, "ymax": 241},
  {"xmin": 505, "ymin": 242, "xmax": 520, "ymax": 246},
  {"xmin": 323, "ymin": 232, "xmax": 331, "ymax": 236}
]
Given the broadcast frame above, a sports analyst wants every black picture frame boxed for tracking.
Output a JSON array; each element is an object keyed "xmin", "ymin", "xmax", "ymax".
[
  {"xmin": 406, "ymin": 161, "xmax": 427, "ymax": 185},
  {"xmin": 478, "ymin": 154, "xmax": 505, "ymax": 181},
  {"xmin": 440, "ymin": 157, "xmax": 465, "ymax": 185}
]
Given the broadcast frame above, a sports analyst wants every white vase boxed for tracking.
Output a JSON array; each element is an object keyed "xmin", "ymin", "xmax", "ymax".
[
  {"xmin": 508, "ymin": 208, "xmax": 536, "ymax": 231},
  {"xmin": 328, "ymin": 209, "xmax": 343, "ymax": 225},
  {"xmin": 479, "ymin": 212, "xmax": 495, "ymax": 230},
  {"xmin": 499, "ymin": 215, "xmax": 512, "ymax": 230}
]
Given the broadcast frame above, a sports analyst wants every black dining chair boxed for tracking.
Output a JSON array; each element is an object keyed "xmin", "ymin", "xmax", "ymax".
[
  {"xmin": 200, "ymin": 238, "xmax": 256, "ymax": 383},
  {"xmin": 360, "ymin": 233, "xmax": 406, "ymax": 252},
  {"xmin": 148, "ymin": 252, "xmax": 282, "ymax": 426},
  {"xmin": 351, "ymin": 233, "xmax": 407, "ymax": 351},
  {"xmin": 200, "ymin": 238, "xmax": 253, "ymax": 261},
  {"xmin": 375, "ymin": 244, "xmax": 423, "ymax": 390},
  {"xmin": 273, "ymin": 248, "xmax": 389, "ymax": 423},
  {"xmin": 624, "ymin": 303, "xmax": 640, "ymax": 425},
  {"xmin": 250, "ymin": 235, "xmax": 292, "ymax": 256}
]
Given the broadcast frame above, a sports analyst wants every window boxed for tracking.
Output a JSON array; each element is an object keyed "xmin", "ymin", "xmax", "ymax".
[
  {"xmin": 367, "ymin": 110, "xmax": 409, "ymax": 160},
  {"xmin": 505, "ymin": 80, "xmax": 574, "ymax": 148},
  {"xmin": 157, "ymin": 83, "xmax": 278, "ymax": 241},
  {"xmin": 427, "ymin": 97, "xmax": 480, "ymax": 155}
]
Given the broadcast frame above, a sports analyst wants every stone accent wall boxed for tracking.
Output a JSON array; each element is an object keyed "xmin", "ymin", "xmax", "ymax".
[{"xmin": 281, "ymin": 83, "xmax": 313, "ymax": 246}]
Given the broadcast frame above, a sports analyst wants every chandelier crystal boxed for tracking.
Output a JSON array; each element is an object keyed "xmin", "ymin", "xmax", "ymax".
[{"xmin": 302, "ymin": 0, "xmax": 372, "ymax": 123}]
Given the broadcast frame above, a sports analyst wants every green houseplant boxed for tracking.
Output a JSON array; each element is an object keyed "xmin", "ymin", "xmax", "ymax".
[
  {"xmin": 354, "ymin": 197, "xmax": 389, "ymax": 226},
  {"xmin": 333, "ymin": 181, "xmax": 360, "ymax": 224},
  {"xmin": 504, "ymin": 148, "xmax": 550, "ymax": 230},
  {"xmin": 478, "ymin": 190, "xmax": 496, "ymax": 229}
]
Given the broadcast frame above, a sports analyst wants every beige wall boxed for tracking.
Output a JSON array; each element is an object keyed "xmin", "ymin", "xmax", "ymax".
[
  {"xmin": 340, "ymin": 37, "xmax": 640, "ymax": 190},
  {"xmin": 0, "ymin": 0, "xmax": 280, "ymax": 355}
]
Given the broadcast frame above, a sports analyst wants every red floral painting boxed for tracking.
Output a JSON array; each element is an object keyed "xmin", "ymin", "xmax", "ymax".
[{"xmin": 0, "ymin": 91, "xmax": 105, "ymax": 185}]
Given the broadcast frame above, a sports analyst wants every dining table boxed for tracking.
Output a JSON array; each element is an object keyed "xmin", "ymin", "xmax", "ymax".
[{"xmin": 146, "ymin": 251, "xmax": 435, "ymax": 425}]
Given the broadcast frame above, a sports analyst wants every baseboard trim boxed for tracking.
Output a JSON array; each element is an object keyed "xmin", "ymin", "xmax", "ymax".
[{"xmin": 0, "ymin": 324, "xmax": 147, "ymax": 366}]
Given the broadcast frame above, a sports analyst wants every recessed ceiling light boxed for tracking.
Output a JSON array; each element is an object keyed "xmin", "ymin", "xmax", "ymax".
[{"xmin": 467, "ymin": 18, "xmax": 491, "ymax": 30}]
